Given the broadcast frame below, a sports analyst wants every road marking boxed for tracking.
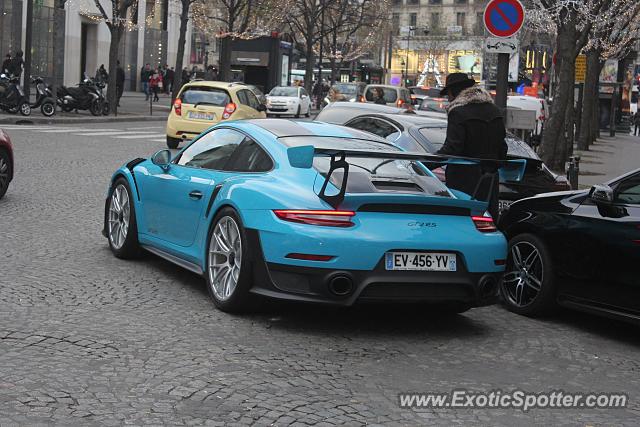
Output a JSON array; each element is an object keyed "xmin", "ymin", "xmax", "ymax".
[
  {"xmin": 126, "ymin": 126, "xmax": 165, "ymax": 130},
  {"xmin": 38, "ymin": 128, "xmax": 120, "ymax": 133},
  {"xmin": 114, "ymin": 133, "xmax": 167, "ymax": 139},
  {"xmin": 74, "ymin": 130, "xmax": 161, "ymax": 136}
]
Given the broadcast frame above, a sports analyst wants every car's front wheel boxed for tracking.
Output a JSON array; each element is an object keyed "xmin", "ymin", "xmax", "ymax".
[
  {"xmin": 500, "ymin": 233, "xmax": 555, "ymax": 316},
  {"xmin": 295, "ymin": 105, "xmax": 301, "ymax": 118},
  {"xmin": 206, "ymin": 208, "xmax": 254, "ymax": 312},
  {"xmin": 107, "ymin": 179, "xmax": 140, "ymax": 259}
]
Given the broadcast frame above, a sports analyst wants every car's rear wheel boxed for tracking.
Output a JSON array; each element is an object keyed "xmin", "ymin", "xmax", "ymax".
[
  {"xmin": 305, "ymin": 104, "xmax": 311, "ymax": 117},
  {"xmin": 0, "ymin": 149, "xmax": 11, "ymax": 200},
  {"xmin": 206, "ymin": 208, "xmax": 254, "ymax": 312},
  {"xmin": 167, "ymin": 136, "xmax": 180, "ymax": 149},
  {"xmin": 295, "ymin": 105, "xmax": 301, "ymax": 118},
  {"xmin": 500, "ymin": 233, "xmax": 555, "ymax": 316},
  {"xmin": 107, "ymin": 179, "xmax": 140, "ymax": 259}
]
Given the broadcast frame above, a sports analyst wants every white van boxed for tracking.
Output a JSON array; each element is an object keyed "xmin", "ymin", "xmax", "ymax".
[{"xmin": 507, "ymin": 95, "xmax": 548, "ymax": 135}]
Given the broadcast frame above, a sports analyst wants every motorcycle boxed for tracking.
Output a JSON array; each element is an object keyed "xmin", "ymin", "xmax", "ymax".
[
  {"xmin": 30, "ymin": 76, "xmax": 56, "ymax": 117},
  {"xmin": 93, "ymin": 81, "xmax": 110, "ymax": 115},
  {"xmin": 0, "ymin": 74, "xmax": 31, "ymax": 116},
  {"xmin": 57, "ymin": 79, "xmax": 102, "ymax": 116}
]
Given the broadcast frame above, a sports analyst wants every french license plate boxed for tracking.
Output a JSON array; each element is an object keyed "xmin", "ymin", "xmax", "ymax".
[
  {"xmin": 385, "ymin": 252, "xmax": 457, "ymax": 271},
  {"xmin": 498, "ymin": 199, "xmax": 513, "ymax": 212},
  {"xmin": 188, "ymin": 111, "xmax": 215, "ymax": 120}
]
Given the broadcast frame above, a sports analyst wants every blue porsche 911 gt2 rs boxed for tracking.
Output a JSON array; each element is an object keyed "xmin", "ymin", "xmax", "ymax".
[{"xmin": 103, "ymin": 119, "xmax": 518, "ymax": 312}]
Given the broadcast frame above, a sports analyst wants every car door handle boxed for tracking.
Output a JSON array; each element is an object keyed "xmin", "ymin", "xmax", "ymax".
[{"xmin": 189, "ymin": 190, "xmax": 203, "ymax": 200}]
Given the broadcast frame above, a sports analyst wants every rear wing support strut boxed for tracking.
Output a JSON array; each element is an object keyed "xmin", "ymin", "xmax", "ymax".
[{"xmin": 319, "ymin": 153, "xmax": 350, "ymax": 208}]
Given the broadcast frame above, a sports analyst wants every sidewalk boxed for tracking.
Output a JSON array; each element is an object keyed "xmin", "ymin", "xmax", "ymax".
[
  {"xmin": 575, "ymin": 132, "xmax": 640, "ymax": 188},
  {"xmin": 0, "ymin": 90, "xmax": 170, "ymax": 125}
]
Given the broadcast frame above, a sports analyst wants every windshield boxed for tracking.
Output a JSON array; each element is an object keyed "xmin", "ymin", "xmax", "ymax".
[
  {"xmin": 419, "ymin": 99, "xmax": 449, "ymax": 113},
  {"xmin": 269, "ymin": 87, "xmax": 298, "ymax": 97},
  {"xmin": 181, "ymin": 87, "xmax": 230, "ymax": 106}
]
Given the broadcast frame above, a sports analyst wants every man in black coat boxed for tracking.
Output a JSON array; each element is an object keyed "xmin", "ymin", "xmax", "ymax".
[{"xmin": 437, "ymin": 73, "xmax": 507, "ymax": 218}]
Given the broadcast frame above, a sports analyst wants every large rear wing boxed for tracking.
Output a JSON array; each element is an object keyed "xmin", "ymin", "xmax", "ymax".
[{"xmin": 287, "ymin": 145, "xmax": 527, "ymax": 208}]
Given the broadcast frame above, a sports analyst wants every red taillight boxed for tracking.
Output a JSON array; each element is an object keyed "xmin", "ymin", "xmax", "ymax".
[
  {"xmin": 396, "ymin": 99, "xmax": 403, "ymax": 107},
  {"xmin": 286, "ymin": 253, "xmax": 335, "ymax": 261},
  {"xmin": 359, "ymin": 95, "xmax": 365, "ymax": 103},
  {"xmin": 222, "ymin": 102, "xmax": 236, "ymax": 119},
  {"xmin": 273, "ymin": 210, "xmax": 356, "ymax": 227},
  {"xmin": 472, "ymin": 215, "xmax": 497, "ymax": 233},
  {"xmin": 173, "ymin": 99, "xmax": 182, "ymax": 116}
]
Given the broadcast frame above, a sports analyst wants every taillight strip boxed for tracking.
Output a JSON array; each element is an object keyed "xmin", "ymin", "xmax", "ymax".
[{"xmin": 273, "ymin": 210, "xmax": 355, "ymax": 227}]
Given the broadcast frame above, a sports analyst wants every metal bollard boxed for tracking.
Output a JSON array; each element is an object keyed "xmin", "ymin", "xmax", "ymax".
[{"xmin": 566, "ymin": 156, "xmax": 580, "ymax": 190}]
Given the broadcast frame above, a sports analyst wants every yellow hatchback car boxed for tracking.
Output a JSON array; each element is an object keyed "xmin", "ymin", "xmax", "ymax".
[{"xmin": 166, "ymin": 81, "xmax": 267, "ymax": 149}]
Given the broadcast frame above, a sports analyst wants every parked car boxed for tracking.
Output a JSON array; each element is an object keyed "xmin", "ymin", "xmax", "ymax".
[
  {"xmin": 315, "ymin": 102, "xmax": 416, "ymax": 123},
  {"xmin": 498, "ymin": 168, "xmax": 640, "ymax": 324},
  {"xmin": 0, "ymin": 128, "xmax": 14, "ymax": 199},
  {"xmin": 363, "ymin": 84, "xmax": 412, "ymax": 108},
  {"xmin": 238, "ymin": 83, "xmax": 267, "ymax": 105},
  {"xmin": 266, "ymin": 86, "xmax": 312, "ymax": 118},
  {"xmin": 507, "ymin": 95, "xmax": 548, "ymax": 135},
  {"xmin": 327, "ymin": 82, "xmax": 366, "ymax": 103},
  {"xmin": 408, "ymin": 86, "xmax": 442, "ymax": 106},
  {"xmin": 416, "ymin": 97, "xmax": 449, "ymax": 114},
  {"xmin": 103, "ymin": 119, "xmax": 513, "ymax": 313},
  {"xmin": 166, "ymin": 81, "xmax": 267, "ymax": 149},
  {"xmin": 317, "ymin": 112, "xmax": 570, "ymax": 210}
]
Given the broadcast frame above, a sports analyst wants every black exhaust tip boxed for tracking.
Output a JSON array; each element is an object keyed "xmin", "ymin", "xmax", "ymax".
[
  {"xmin": 327, "ymin": 275, "xmax": 354, "ymax": 297},
  {"xmin": 479, "ymin": 276, "xmax": 498, "ymax": 298}
]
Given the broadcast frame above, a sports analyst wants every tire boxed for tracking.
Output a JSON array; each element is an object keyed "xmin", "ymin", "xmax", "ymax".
[
  {"xmin": 205, "ymin": 207, "xmax": 254, "ymax": 312},
  {"xmin": 305, "ymin": 104, "xmax": 311, "ymax": 117},
  {"xmin": 41, "ymin": 101, "xmax": 56, "ymax": 117},
  {"xmin": 500, "ymin": 233, "xmax": 556, "ymax": 316},
  {"xmin": 102, "ymin": 101, "xmax": 110, "ymax": 116},
  {"xmin": 0, "ymin": 149, "xmax": 11, "ymax": 200},
  {"xmin": 19, "ymin": 102, "xmax": 31, "ymax": 116},
  {"xmin": 90, "ymin": 99, "xmax": 102, "ymax": 116},
  {"xmin": 166, "ymin": 136, "xmax": 180, "ymax": 149},
  {"xmin": 106, "ymin": 178, "xmax": 141, "ymax": 259},
  {"xmin": 295, "ymin": 105, "xmax": 301, "ymax": 118}
]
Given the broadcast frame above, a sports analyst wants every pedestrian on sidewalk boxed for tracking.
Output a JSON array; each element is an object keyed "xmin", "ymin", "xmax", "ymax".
[
  {"xmin": 436, "ymin": 72, "xmax": 507, "ymax": 219},
  {"xmin": 149, "ymin": 69, "xmax": 163, "ymax": 102},
  {"xmin": 95, "ymin": 64, "xmax": 108, "ymax": 84},
  {"xmin": 116, "ymin": 61, "xmax": 125, "ymax": 107},
  {"xmin": 140, "ymin": 63, "xmax": 151, "ymax": 100},
  {"xmin": 1, "ymin": 53, "xmax": 11, "ymax": 74},
  {"xmin": 9, "ymin": 51, "xmax": 23, "ymax": 78},
  {"xmin": 165, "ymin": 67, "xmax": 174, "ymax": 94},
  {"xmin": 633, "ymin": 112, "xmax": 640, "ymax": 136}
]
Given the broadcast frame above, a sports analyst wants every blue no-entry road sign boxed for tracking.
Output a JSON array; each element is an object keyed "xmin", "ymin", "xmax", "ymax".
[{"xmin": 484, "ymin": 0, "xmax": 525, "ymax": 38}]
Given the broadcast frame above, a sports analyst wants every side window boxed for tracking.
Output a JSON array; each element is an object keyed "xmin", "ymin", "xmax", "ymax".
[
  {"xmin": 177, "ymin": 128, "xmax": 244, "ymax": 170},
  {"xmin": 227, "ymin": 137, "xmax": 273, "ymax": 172},
  {"xmin": 236, "ymin": 90, "xmax": 249, "ymax": 106},
  {"xmin": 346, "ymin": 117, "xmax": 401, "ymax": 141},
  {"xmin": 245, "ymin": 90, "xmax": 260, "ymax": 109},
  {"xmin": 301, "ymin": 88, "xmax": 308, "ymax": 97},
  {"xmin": 614, "ymin": 174, "xmax": 640, "ymax": 205}
]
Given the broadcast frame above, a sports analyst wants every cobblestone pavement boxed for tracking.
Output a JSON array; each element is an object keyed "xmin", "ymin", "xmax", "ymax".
[{"xmin": 0, "ymin": 124, "xmax": 639, "ymax": 426}]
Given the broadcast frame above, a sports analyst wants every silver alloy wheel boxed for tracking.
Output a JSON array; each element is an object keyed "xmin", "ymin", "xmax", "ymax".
[
  {"xmin": 108, "ymin": 184, "xmax": 130, "ymax": 250},
  {"xmin": 0, "ymin": 155, "xmax": 9, "ymax": 192},
  {"xmin": 20, "ymin": 103, "xmax": 31, "ymax": 116},
  {"xmin": 208, "ymin": 216, "xmax": 242, "ymax": 301},
  {"xmin": 503, "ymin": 241, "xmax": 543, "ymax": 307}
]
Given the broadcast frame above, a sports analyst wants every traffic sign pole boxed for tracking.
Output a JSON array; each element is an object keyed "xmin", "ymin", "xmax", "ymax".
[{"xmin": 483, "ymin": 0, "xmax": 525, "ymax": 110}]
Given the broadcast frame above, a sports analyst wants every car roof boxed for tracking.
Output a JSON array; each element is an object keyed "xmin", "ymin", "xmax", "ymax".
[
  {"xmin": 182, "ymin": 81, "xmax": 243, "ymax": 89},
  {"xmin": 245, "ymin": 118, "xmax": 388, "ymax": 141},
  {"xmin": 321, "ymin": 103, "xmax": 410, "ymax": 113},
  {"xmin": 351, "ymin": 113, "xmax": 448, "ymax": 128}
]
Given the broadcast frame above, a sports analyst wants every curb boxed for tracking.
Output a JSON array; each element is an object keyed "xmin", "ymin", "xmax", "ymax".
[{"xmin": 0, "ymin": 115, "xmax": 168, "ymax": 125}]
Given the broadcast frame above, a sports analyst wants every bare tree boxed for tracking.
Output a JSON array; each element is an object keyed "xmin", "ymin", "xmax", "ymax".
[
  {"xmin": 93, "ymin": 0, "xmax": 137, "ymax": 113},
  {"xmin": 577, "ymin": 0, "xmax": 640, "ymax": 150},
  {"xmin": 528, "ymin": 0, "xmax": 603, "ymax": 170},
  {"xmin": 172, "ymin": 0, "xmax": 198, "ymax": 101}
]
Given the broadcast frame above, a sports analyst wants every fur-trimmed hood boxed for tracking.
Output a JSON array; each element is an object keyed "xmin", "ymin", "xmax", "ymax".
[{"xmin": 447, "ymin": 86, "xmax": 494, "ymax": 114}]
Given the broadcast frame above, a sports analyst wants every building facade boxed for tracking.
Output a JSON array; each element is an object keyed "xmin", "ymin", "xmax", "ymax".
[
  {"xmin": 384, "ymin": 0, "xmax": 488, "ymax": 86},
  {"xmin": 2, "ymin": 0, "xmax": 218, "ymax": 91}
]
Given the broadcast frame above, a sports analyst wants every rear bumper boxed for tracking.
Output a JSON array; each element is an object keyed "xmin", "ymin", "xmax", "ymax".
[{"xmin": 246, "ymin": 229, "xmax": 501, "ymax": 307}]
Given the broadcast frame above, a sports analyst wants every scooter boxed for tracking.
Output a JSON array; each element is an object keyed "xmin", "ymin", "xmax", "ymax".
[
  {"xmin": 57, "ymin": 79, "xmax": 102, "ymax": 116},
  {"xmin": 0, "ymin": 74, "xmax": 31, "ymax": 116},
  {"xmin": 92, "ymin": 81, "xmax": 110, "ymax": 115},
  {"xmin": 30, "ymin": 76, "xmax": 56, "ymax": 117}
]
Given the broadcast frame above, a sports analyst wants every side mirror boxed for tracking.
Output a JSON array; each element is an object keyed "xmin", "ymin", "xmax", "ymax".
[
  {"xmin": 589, "ymin": 184, "xmax": 614, "ymax": 204},
  {"xmin": 301, "ymin": 94, "xmax": 308, "ymax": 99},
  {"xmin": 256, "ymin": 103, "xmax": 267, "ymax": 112},
  {"xmin": 151, "ymin": 149, "xmax": 172, "ymax": 170}
]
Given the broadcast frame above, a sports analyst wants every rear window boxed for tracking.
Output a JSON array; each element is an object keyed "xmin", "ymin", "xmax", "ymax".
[
  {"xmin": 418, "ymin": 127, "xmax": 447, "ymax": 150},
  {"xmin": 181, "ymin": 86, "xmax": 230, "ymax": 106},
  {"xmin": 279, "ymin": 136, "xmax": 399, "ymax": 151},
  {"xmin": 419, "ymin": 99, "xmax": 449, "ymax": 113},
  {"xmin": 410, "ymin": 87, "xmax": 441, "ymax": 97},
  {"xmin": 365, "ymin": 87, "xmax": 398, "ymax": 103},
  {"xmin": 333, "ymin": 84, "xmax": 358, "ymax": 95},
  {"xmin": 270, "ymin": 87, "xmax": 298, "ymax": 97}
]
